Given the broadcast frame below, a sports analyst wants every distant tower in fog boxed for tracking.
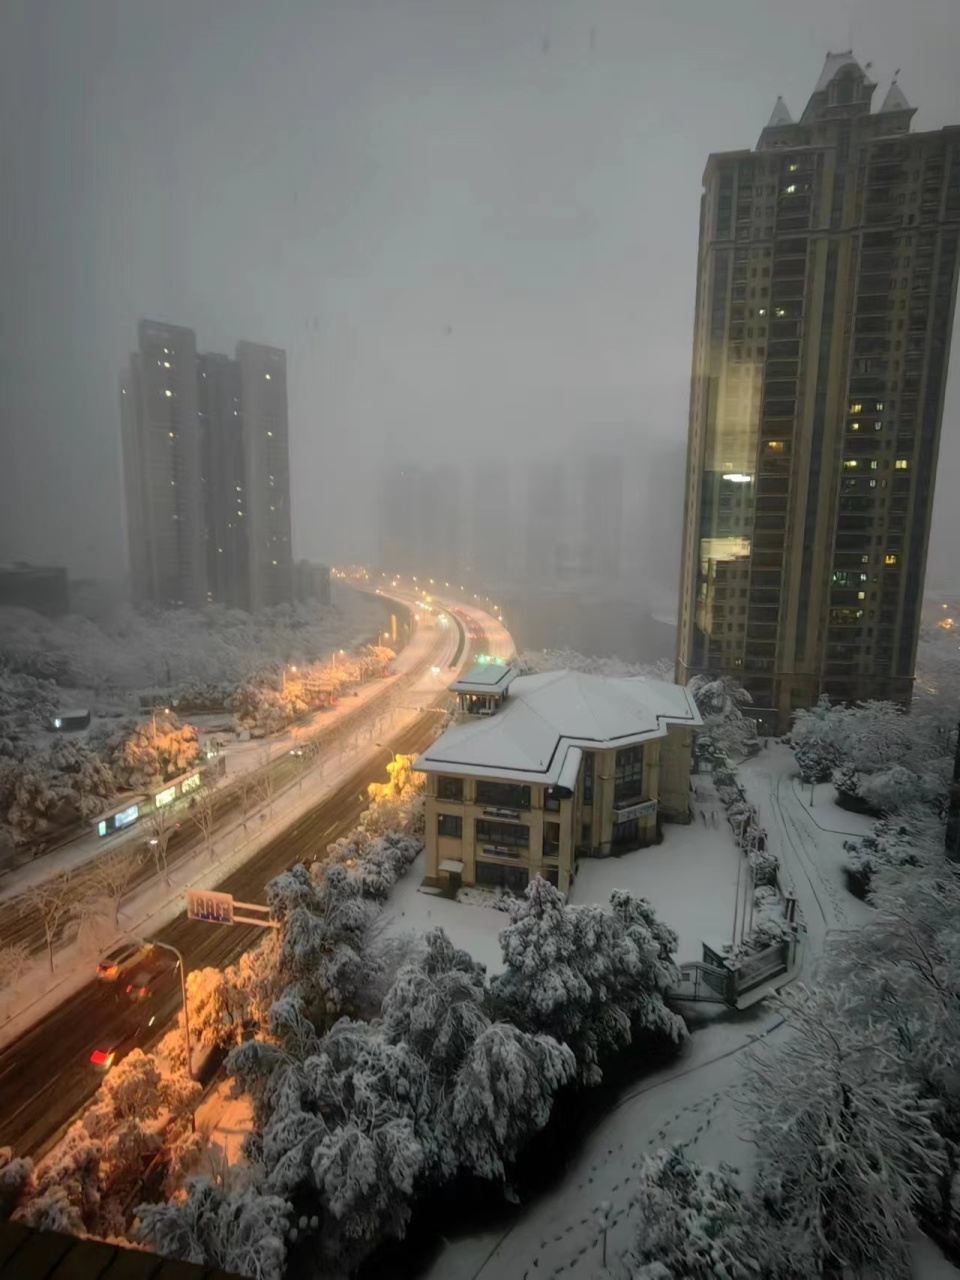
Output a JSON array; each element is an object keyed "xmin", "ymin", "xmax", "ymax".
[{"xmin": 120, "ymin": 321, "xmax": 293, "ymax": 611}]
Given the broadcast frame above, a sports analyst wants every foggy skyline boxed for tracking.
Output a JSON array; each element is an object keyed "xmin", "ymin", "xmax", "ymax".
[{"xmin": 2, "ymin": 0, "xmax": 959, "ymax": 587}]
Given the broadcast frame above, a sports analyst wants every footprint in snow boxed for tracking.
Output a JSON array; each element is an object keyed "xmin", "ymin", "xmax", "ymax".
[
  {"xmin": 565, "ymin": 1225, "xmax": 573, "ymax": 1234},
  {"xmin": 612, "ymin": 1182, "xmax": 619, "ymax": 1191}
]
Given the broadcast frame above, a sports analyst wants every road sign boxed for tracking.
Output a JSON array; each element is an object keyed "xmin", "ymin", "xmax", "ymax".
[
  {"xmin": 185, "ymin": 888, "xmax": 280, "ymax": 929},
  {"xmin": 186, "ymin": 889, "xmax": 234, "ymax": 924}
]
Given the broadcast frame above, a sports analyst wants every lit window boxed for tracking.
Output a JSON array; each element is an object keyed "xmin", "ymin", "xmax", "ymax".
[
  {"xmin": 758, "ymin": 308, "xmax": 767, "ymax": 316},
  {"xmin": 869, "ymin": 479, "xmax": 877, "ymax": 487},
  {"xmin": 265, "ymin": 373, "xmax": 272, "ymax": 381},
  {"xmin": 766, "ymin": 440, "xmax": 784, "ymax": 451},
  {"xmin": 849, "ymin": 421, "xmax": 859, "ymax": 431},
  {"xmin": 163, "ymin": 361, "xmax": 171, "ymax": 369},
  {"xmin": 164, "ymin": 389, "xmax": 172, "ymax": 398},
  {"xmin": 885, "ymin": 554, "xmax": 898, "ymax": 566},
  {"xmin": 861, "ymin": 555, "xmax": 870, "ymax": 564},
  {"xmin": 874, "ymin": 421, "xmax": 883, "ymax": 431},
  {"xmin": 850, "ymin": 402, "xmax": 863, "ymax": 413},
  {"xmin": 870, "ymin": 460, "xmax": 878, "ymax": 469},
  {"xmin": 843, "ymin": 460, "xmax": 857, "ymax": 469},
  {"xmin": 876, "ymin": 401, "xmax": 884, "ymax": 410},
  {"xmin": 785, "ymin": 184, "xmax": 796, "ymax": 194},
  {"xmin": 267, "ymin": 430, "xmax": 273, "ymax": 438},
  {"xmin": 858, "ymin": 591, "xmax": 866, "ymax": 600},
  {"xmin": 895, "ymin": 459, "xmax": 909, "ymax": 470},
  {"xmin": 168, "ymin": 431, "xmax": 174, "ymax": 439}
]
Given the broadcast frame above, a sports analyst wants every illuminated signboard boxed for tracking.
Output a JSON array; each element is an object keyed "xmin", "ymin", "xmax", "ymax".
[
  {"xmin": 115, "ymin": 803, "xmax": 139, "ymax": 829},
  {"xmin": 181, "ymin": 772, "xmax": 201, "ymax": 794},
  {"xmin": 186, "ymin": 889, "xmax": 234, "ymax": 924},
  {"xmin": 97, "ymin": 820, "xmax": 107, "ymax": 837},
  {"xmin": 155, "ymin": 785, "xmax": 177, "ymax": 809}
]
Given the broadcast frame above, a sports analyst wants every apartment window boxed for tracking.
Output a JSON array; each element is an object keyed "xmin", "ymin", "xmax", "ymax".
[
  {"xmin": 850, "ymin": 402, "xmax": 863, "ymax": 413},
  {"xmin": 843, "ymin": 460, "xmax": 858, "ymax": 469},
  {"xmin": 614, "ymin": 745, "xmax": 644, "ymax": 807},
  {"xmin": 437, "ymin": 814, "xmax": 463, "ymax": 839},
  {"xmin": 475, "ymin": 780, "xmax": 531, "ymax": 810},
  {"xmin": 475, "ymin": 820, "xmax": 530, "ymax": 850},
  {"xmin": 582, "ymin": 751, "xmax": 595, "ymax": 805},
  {"xmin": 544, "ymin": 788, "xmax": 561, "ymax": 813},
  {"xmin": 895, "ymin": 459, "xmax": 909, "ymax": 470},
  {"xmin": 438, "ymin": 776, "xmax": 463, "ymax": 802},
  {"xmin": 885, "ymin": 554, "xmax": 899, "ymax": 565}
]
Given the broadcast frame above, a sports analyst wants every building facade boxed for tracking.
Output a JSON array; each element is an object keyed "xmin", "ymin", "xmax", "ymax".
[
  {"xmin": 120, "ymin": 323, "xmax": 293, "ymax": 612},
  {"xmin": 676, "ymin": 54, "xmax": 960, "ymax": 731},
  {"xmin": 416, "ymin": 665, "xmax": 701, "ymax": 895}
]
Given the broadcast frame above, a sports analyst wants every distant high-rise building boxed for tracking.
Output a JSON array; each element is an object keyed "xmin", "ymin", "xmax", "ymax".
[
  {"xmin": 120, "ymin": 322, "xmax": 293, "ymax": 612},
  {"xmin": 121, "ymin": 320, "xmax": 205, "ymax": 609},
  {"xmin": 237, "ymin": 342, "xmax": 293, "ymax": 611},
  {"xmin": 198, "ymin": 352, "xmax": 247, "ymax": 609},
  {"xmin": 0, "ymin": 563, "xmax": 69, "ymax": 616},
  {"xmin": 375, "ymin": 461, "xmax": 461, "ymax": 582},
  {"xmin": 470, "ymin": 461, "xmax": 513, "ymax": 586},
  {"xmin": 526, "ymin": 459, "xmax": 569, "ymax": 583},
  {"xmin": 676, "ymin": 54, "xmax": 960, "ymax": 730},
  {"xmin": 579, "ymin": 452, "xmax": 624, "ymax": 580}
]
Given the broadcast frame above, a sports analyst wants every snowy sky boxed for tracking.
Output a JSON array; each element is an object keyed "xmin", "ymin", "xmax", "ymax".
[{"xmin": 2, "ymin": 0, "xmax": 959, "ymax": 581}]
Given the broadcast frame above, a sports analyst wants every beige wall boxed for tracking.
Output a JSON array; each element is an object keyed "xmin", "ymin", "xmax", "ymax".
[
  {"xmin": 424, "ymin": 724, "xmax": 694, "ymax": 891},
  {"xmin": 424, "ymin": 774, "xmax": 577, "ymax": 894}
]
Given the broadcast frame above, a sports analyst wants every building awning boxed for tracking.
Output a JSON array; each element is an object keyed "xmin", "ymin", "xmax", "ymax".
[{"xmin": 439, "ymin": 859, "xmax": 464, "ymax": 873}]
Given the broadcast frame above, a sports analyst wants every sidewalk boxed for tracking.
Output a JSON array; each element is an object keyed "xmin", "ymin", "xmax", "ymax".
[{"xmin": 0, "ymin": 628, "xmax": 432, "ymax": 905}]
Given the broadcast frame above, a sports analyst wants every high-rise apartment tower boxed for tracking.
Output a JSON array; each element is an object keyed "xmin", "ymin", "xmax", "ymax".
[
  {"xmin": 121, "ymin": 322, "xmax": 293, "ymax": 611},
  {"xmin": 676, "ymin": 54, "xmax": 960, "ymax": 730}
]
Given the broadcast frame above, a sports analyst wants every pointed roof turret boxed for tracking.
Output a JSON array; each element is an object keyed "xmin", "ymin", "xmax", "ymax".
[
  {"xmin": 766, "ymin": 96, "xmax": 794, "ymax": 127},
  {"xmin": 879, "ymin": 80, "xmax": 911, "ymax": 113}
]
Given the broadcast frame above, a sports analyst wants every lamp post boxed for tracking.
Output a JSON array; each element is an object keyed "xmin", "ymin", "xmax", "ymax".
[
  {"xmin": 282, "ymin": 664, "xmax": 297, "ymax": 693},
  {"xmin": 144, "ymin": 937, "xmax": 193, "ymax": 1089}
]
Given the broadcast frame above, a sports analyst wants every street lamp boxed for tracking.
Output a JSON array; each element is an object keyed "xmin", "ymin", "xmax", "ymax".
[
  {"xmin": 282, "ymin": 664, "xmax": 297, "ymax": 693},
  {"xmin": 143, "ymin": 937, "xmax": 194, "ymax": 1094}
]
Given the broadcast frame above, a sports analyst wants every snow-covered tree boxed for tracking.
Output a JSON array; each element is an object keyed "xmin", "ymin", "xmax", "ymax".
[
  {"xmin": 615, "ymin": 1146, "xmax": 766, "ymax": 1280},
  {"xmin": 491, "ymin": 879, "xmax": 686, "ymax": 1085},
  {"xmin": 448, "ymin": 1022, "xmax": 575, "ymax": 1180},
  {"xmin": 86, "ymin": 845, "xmax": 145, "ymax": 928},
  {"xmin": 18, "ymin": 873, "xmax": 78, "ymax": 973},
  {"xmin": 686, "ymin": 675, "xmax": 756, "ymax": 758},
  {"xmin": 136, "ymin": 1177, "xmax": 291, "ymax": 1280},
  {"xmin": 516, "ymin": 648, "xmax": 674, "ymax": 681},
  {"xmin": 0, "ymin": 1146, "xmax": 34, "ymax": 1221},
  {"xmin": 741, "ymin": 984, "xmax": 943, "ymax": 1278}
]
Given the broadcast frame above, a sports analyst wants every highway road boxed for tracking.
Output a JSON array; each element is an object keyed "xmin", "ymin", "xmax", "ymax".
[
  {"xmin": 0, "ymin": 619, "xmax": 443, "ymax": 958},
  {"xmin": 0, "ymin": 610, "xmax": 484, "ymax": 1160}
]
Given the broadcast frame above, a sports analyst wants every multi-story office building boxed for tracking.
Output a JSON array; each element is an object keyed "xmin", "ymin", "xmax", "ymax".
[
  {"xmin": 376, "ymin": 461, "xmax": 461, "ymax": 582},
  {"xmin": 121, "ymin": 323, "xmax": 293, "ymax": 612},
  {"xmin": 579, "ymin": 451, "xmax": 624, "ymax": 581},
  {"xmin": 676, "ymin": 54, "xmax": 960, "ymax": 730}
]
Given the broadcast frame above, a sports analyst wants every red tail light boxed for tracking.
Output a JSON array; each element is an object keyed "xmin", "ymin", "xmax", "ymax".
[
  {"xmin": 125, "ymin": 984, "xmax": 133, "ymax": 993},
  {"xmin": 138, "ymin": 987, "xmax": 147, "ymax": 997},
  {"xmin": 90, "ymin": 1050, "xmax": 115, "ymax": 1067},
  {"xmin": 100, "ymin": 966, "xmax": 117, "ymax": 978}
]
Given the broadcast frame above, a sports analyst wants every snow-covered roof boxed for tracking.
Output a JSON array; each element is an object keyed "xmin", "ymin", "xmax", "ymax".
[
  {"xmin": 813, "ymin": 50, "xmax": 864, "ymax": 92},
  {"xmin": 417, "ymin": 670, "xmax": 702, "ymax": 785},
  {"xmin": 766, "ymin": 96, "xmax": 794, "ymax": 127},
  {"xmin": 879, "ymin": 81, "xmax": 912, "ymax": 113},
  {"xmin": 448, "ymin": 663, "xmax": 518, "ymax": 693}
]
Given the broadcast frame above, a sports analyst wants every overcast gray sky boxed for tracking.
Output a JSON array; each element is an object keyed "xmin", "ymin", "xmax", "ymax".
[{"xmin": 2, "ymin": 0, "xmax": 959, "ymax": 583}]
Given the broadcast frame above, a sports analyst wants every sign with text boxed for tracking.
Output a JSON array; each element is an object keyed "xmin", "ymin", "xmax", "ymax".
[
  {"xmin": 613, "ymin": 799, "xmax": 658, "ymax": 823},
  {"xmin": 186, "ymin": 889, "xmax": 234, "ymax": 925}
]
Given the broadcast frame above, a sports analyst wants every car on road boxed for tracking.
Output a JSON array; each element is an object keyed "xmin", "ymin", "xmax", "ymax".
[
  {"xmin": 95, "ymin": 941, "xmax": 153, "ymax": 981},
  {"xmin": 88, "ymin": 1019, "xmax": 155, "ymax": 1072},
  {"xmin": 122, "ymin": 954, "xmax": 180, "ymax": 1004}
]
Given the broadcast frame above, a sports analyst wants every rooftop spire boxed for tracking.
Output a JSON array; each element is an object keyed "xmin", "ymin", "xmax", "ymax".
[
  {"xmin": 766, "ymin": 96, "xmax": 794, "ymax": 127},
  {"xmin": 879, "ymin": 79, "xmax": 912, "ymax": 112}
]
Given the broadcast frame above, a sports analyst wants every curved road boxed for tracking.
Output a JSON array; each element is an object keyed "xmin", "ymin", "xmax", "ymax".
[{"xmin": 0, "ymin": 610, "xmax": 485, "ymax": 1159}]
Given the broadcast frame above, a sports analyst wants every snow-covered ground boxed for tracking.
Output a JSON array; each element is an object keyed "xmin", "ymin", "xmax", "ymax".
[{"xmin": 413, "ymin": 743, "xmax": 958, "ymax": 1280}]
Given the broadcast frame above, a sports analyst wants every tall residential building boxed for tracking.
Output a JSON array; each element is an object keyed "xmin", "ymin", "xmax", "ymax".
[
  {"xmin": 525, "ymin": 459, "xmax": 569, "ymax": 583},
  {"xmin": 120, "ymin": 320, "xmax": 205, "ymax": 609},
  {"xmin": 121, "ymin": 322, "xmax": 293, "ymax": 612},
  {"xmin": 676, "ymin": 54, "xmax": 960, "ymax": 731},
  {"xmin": 579, "ymin": 452, "xmax": 624, "ymax": 581},
  {"xmin": 470, "ymin": 460, "xmax": 513, "ymax": 586},
  {"xmin": 237, "ymin": 342, "xmax": 293, "ymax": 611}
]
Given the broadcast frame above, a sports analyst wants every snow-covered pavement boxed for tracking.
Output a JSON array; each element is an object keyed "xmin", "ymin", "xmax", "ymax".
[{"xmin": 416, "ymin": 743, "xmax": 957, "ymax": 1280}]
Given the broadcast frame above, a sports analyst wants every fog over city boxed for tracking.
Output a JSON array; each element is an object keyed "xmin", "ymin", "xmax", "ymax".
[
  {"xmin": 5, "ymin": 4, "xmax": 960, "ymax": 1277},
  {"xmin": 3, "ymin": 0, "xmax": 959, "ymax": 601}
]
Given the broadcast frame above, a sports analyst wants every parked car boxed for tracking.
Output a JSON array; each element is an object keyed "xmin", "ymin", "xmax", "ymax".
[{"xmin": 95, "ymin": 941, "xmax": 153, "ymax": 981}]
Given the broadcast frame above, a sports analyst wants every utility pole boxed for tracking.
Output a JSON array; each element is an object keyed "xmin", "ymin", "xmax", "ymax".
[{"xmin": 946, "ymin": 717, "xmax": 960, "ymax": 862}]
